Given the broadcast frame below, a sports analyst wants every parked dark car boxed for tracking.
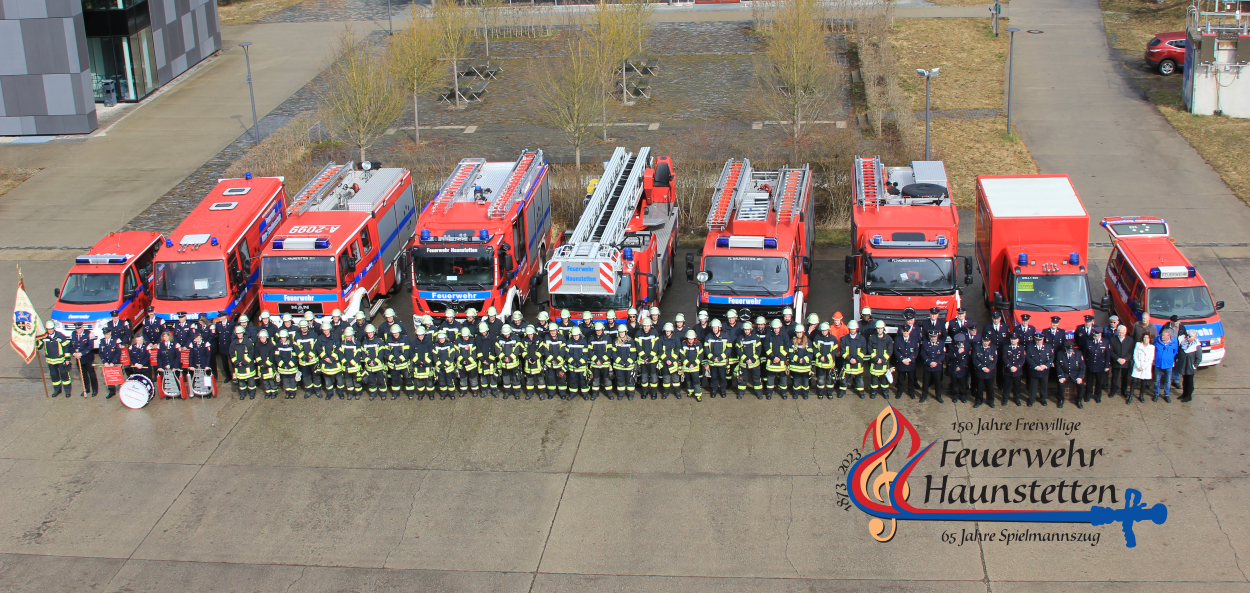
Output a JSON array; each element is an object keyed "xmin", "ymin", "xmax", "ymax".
[{"xmin": 1146, "ymin": 31, "xmax": 1187, "ymax": 75}]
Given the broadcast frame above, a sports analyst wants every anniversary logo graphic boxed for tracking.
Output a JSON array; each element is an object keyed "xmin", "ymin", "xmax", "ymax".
[{"xmin": 843, "ymin": 406, "xmax": 1167, "ymax": 548}]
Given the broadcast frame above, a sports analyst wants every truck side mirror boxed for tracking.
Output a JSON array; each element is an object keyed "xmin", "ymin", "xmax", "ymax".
[
  {"xmin": 685, "ymin": 252, "xmax": 695, "ymax": 265},
  {"xmin": 502, "ymin": 253, "xmax": 513, "ymax": 272},
  {"xmin": 1216, "ymin": 300, "xmax": 1225, "ymax": 310},
  {"xmin": 802, "ymin": 256, "xmax": 812, "ymax": 275},
  {"xmin": 843, "ymin": 255, "xmax": 855, "ymax": 284},
  {"xmin": 530, "ymin": 274, "xmax": 541, "ymax": 290},
  {"xmin": 685, "ymin": 261, "xmax": 695, "ymax": 283},
  {"xmin": 53, "ymin": 288, "xmax": 60, "ymax": 298},
  {"xmin": 648, "ymin": 274, "xmax": 659, "ymax": 298},
  {"xmin": 964, "ymin": 256, "xmax": 973, "ymax": 276},
  {"xmin": 1094, "ymin": 294, "xmax": 1111, "ymax": 312},
  {"xmin": 993, "ymin": 292, "xmax": 1009, "ymax": 310},
  {"xmin": 1131, "ymin": 301, "xmax": 1144, "ymax": 314}
]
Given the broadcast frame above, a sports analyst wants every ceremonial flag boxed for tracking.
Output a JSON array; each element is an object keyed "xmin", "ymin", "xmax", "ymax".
[{"xmin": 10, "ymin": 271, "xmax": 45, "ymax": 364}]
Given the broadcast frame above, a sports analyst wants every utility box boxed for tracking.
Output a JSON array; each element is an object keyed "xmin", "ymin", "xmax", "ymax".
[{"xmin": 1183, "ymin": 2, "xmax": 1250, "ymax": 118}]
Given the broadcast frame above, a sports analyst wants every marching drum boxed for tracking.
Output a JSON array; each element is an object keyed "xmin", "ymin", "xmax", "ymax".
[{"xmin": 119, "ymin": 375, "xmax": 155, "ymax": 409}]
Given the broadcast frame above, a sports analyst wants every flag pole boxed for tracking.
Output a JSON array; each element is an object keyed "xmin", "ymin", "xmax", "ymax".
[{"xmin": 16, "ymin": 264, "xmax": 50, "ymax": 399}]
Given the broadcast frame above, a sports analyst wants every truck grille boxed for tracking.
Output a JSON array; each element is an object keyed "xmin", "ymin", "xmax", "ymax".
[
  {"xmin": 278, "ymin": 303, "xmax": 324, "ymax": 315},
  {"xmin": 704, "ymin": 302, "xmax": 790, "ymax": 322},
  {"xmin": 425, "ymin": 300, "xmax": 487, "ymax": 317}
]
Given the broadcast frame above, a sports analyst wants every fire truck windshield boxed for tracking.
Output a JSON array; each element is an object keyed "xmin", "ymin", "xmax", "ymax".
[
  {"xmin": 1013, "ymin": 275, "xmax": 1091, "ymax": 312},
  {"xmin": 552, "ymin": 275, "xmax": 633, "ymax": 311},
  {"xmin": 154, "ymin": 260, "xmax": 228, "ymax": 300},
  {"xmin": 414, "ymin": 252, "xmax": 494, "ymax": 288},
  {"xmin": 864, "ymin": 257, "xmax": 955, "ymax": 294},
  {"xmin": 703, "ymin": 256, "xmax": 788, "ymax": 294},
  {"xmin": 261, "ymin": 256, "xmax": 337, "ymax": 288},
  {"xmin": 58, "ymin": 273, "xmax": 120, "ymax": 305},
  {"xmin": 1148, "ymin": 286, "xmax": 1215, "ymax": 320}
]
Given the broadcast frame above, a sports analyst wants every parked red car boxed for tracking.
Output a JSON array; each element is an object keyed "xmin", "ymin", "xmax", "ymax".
[{"xmin": 1146, "ymin": 31, "xmax": 1186, "ymax": 75}]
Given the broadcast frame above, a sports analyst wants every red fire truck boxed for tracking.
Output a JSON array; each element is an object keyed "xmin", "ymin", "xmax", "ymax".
[
  {"xmin": 50, "ymin": 231, "xmax": 164, "ymax": 338},
  {"xmin": 844, "ymin": 156, "xmax": 971, "ymax": 332},
  {"xmin": 410, "ymin": 149, "xmax": 551, "ymax": 321},
  {"xmin": 258, "ymin": 162, "xmax": 417, "ymax": 320},
  {"xmin": 1100, "ymin": 216, "xmax": 1225, "ymax": 366},
  {"xmin": 150, "ymin": 174, "xmax": 287, "ymax": 323},
  {"xmin": 547, "ymin": 147, "xmax": 678, "ymax": 321},
  {"xmin": 687, "ymin": 158, "xmax": 813, "ymax": 321},
  {"xmin": 975, "ymin": 175, "xmax": 1108, "ymax": 336}
]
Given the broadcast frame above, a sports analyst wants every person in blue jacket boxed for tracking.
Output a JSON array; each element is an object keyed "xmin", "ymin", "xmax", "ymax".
[{"xmin": 1152, "ymin": 327, "xmax": 1179, "ymax": 402}]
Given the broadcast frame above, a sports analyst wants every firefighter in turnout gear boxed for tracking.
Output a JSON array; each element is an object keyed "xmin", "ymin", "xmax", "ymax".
[
  {"xmin": 275, "ymin": 330, "xmax": 300, "ymax": 399},
  {"xmin": 660, "ymin": 323, "xmax": 682, "ymax": 399},
  {"xmin": 496, "ymin": 325, "xmax": 523, "ymax": 399},
  {"xmin": 41, "ymin": 321, "xmax": 72, "ymax": 397},
  {"xmin": 736, "ymin": 322, "xmax": 764, "ymax": 399},
  {"xmin": 387, "ymin": 324, "xmax": 414, "ymax": 399},
  {"xmin": 680, "ymin": 330, "xmax": 704, "ymax": 401},
  {"xmin": 867, "ymin": 320, "xmax": 893, "ymax": 399},
  {"xmin": 475, "ymin": 322, "xmax": 499, "ymax": 397},
  {"xmin": 456, "ymin": 327, "xmax": 480, "ymax": 397},
  {"xmin": 813, "ymin": 323, "xmax": 838, "ymax": 399},
  {"xmin": 839, "ymin": 321, "xmax": 867, "ymax": 398},
  {"xmin": 635, "ymin": 317, "xmax": 661, "ymax": 399},
  {"xmin": 294, "ymin": 321, "xmax": 321, "ymax": 398},
  {"xmin": 340, "ymin": 328, "xmax": 364, "ymax": 400},
  {"xmin": 317, "ymin": 322, "xmax": 345, "ymax": 400},
  {"xmin": 542, "ymin": 323, "xmax": 567, "ymax": 400},
  {"xmin": 764, "ymin": 319, "xmax": 789, "ymax": 399},
  {"xmin": 411, "ymin": 326, "xmax": 434, "ymax": 399},
  {"xmin": 788, "ymin": 329, "xmax": 813, "ymax": 399},
  {"xmin": 566, "ymin": 327, "xmax": 592, "ymax": 400},
  {"xmin": 704, "ymin": 319, "xmax": 731, "ymax": 399},
  {"xmin": 229, "ymin": 326, "xmax": 257, "ymax": 399},
  {"xmin": 589, "ymin": 323, "xmax": 613, "ymax": 399},
  {"xmin": 612, "ymin": 331, "xmax": 638, "ymax": 400},
  {"xmin": 361, "ymin": 325, "xmax": 388, "ymax": 400},
  {"xmin": 432, "ymin": 331, "xmax": 458, "ymax": 399},
  {"xmin": 255, "ymin": 330, "xmax": 277, "ymax": 399},
  {"xmin": 522, "ymin": 326, "xmax": 544, "ymax": 399}
]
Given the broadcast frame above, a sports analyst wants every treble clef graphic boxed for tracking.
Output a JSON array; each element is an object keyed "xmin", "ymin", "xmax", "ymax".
[{"xmin": 858, "ymin": 407, "xmax": 911, "ymax": 542}]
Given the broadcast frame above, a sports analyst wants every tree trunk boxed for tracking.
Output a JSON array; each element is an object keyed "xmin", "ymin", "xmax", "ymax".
[
  {"xmin": 413, "ymin": 89, "xmax": 421, "ymax": 143},
  {"xmin": 485, "ymin": 26, "xmax": 491, "ymax": 57},
  {"xmin": 452, "ymin": 58, "xmax": 460, "ymax": 109},
  {"xmin": 602, "ymin": 102, "xmax": 608, "ymax": 141},
  {"xmin": 360, "ymin": 145, "xmax": 367, "ymax": 163},
  {"xmin": 575, "ymin": 145, "xmax": 581, "ymax": 169}
]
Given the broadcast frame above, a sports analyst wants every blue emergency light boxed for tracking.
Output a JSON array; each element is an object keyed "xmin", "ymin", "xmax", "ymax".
[
  {"xmin": 75, "ymin": 255, "xmax": 128, "ymax": 265},
  {"xmin": 764, "ymin": 238, "xmax": 778, "ymax": 249},
  {"xmin": 716, "ymin": 237, "xmax": 729, "ymax": 248},
  {"xmin": 872, "ymin": 235, "xmax": 882, "ymax": 245},
  {"xmin": 421, "ymin": 229, "xmax": 431, "ymax": 242},
  {"xmin": 1069, "ymin": 252, "xmax": 1079, "ymax": 265},
  {"xmin": 936, "ymin": 235, "xmax": 947, "ymax": 246},
  {"xmin": 245, "ymin": 172, "xmax": 252, "ymax": 180},
  {"xmin": 314, "ymin": 239, "xmax": 331, "ymax": 249},
  {"xmin": 211, "ymin": 237, "xmax": 219, "ymax": 246},
  {"xmin": 1018, "ymin": 253, "xmax": 1028, "ymax": 266},
  {"xmin": 272, "ymin": 240, "xmax": 284, "ymax": 250},
  {"xmin": 166, "ymin": 239, "xmax": 174, "ymax": 248},
  {"xmin": 623, "ymin": 248, "xmax": 634, "ymax": 261},
  {"xmin": 479, "ymin": 229, "xmax": 489, "ymax": 241}
]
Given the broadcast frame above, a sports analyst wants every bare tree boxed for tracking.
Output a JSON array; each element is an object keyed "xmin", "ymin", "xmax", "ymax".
[
  {"xmin": 389, "ymin": 8, "xmax": 444, "ymax": 143},
  {"xmin": 473, "ymin": 0, "xmax": 505, "ymax": 57},
  {"xmin": 318, "ymin": 30, "xmax": 406, "ymax": 162},
  {"xmin": 754, "ymin": 0, "xmax": 843, "ymax": 157},
  {"xmin": 431, "ymin": 0, "xmax": 474, "ymax": 109},
  {"xmin": 532, "ymin": 37, "xmax": 605, "ymax": 168}
]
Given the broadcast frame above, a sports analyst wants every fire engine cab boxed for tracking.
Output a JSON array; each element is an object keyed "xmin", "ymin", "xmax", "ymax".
[
  {"xmin": 688, "ymin": 158, "xmax": 813, "ymax": 321},
  {"xmin": 844, "ymin": 156, "xmax": 970, "ymax": 332},
  {"xmin": 150, "ymin": 175, "xmax": 286, "ymax": 322},
  {"xmin": 410, "ymin": 149, "xmax": 551, "ymax": 321},
  {"xmin": 547, "ymin": 146, "xmax": 678, "ymax": 321},
  {"xmin": 975, "ymin": 175, "xmax": 1107, "ymax": 335},
  {"xmin": 1100, "ymin": 216, "xmax": 1225, "ymax": 366},
  {"xmin": 50, "ymin": 231, "xmax": 164, "ymax": 338},
  {"xmin": 259, "ymin": 161, "xmax": 416, "ymax": 320}
]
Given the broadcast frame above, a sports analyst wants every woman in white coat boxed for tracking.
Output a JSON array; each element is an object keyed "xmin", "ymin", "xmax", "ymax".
[{"xmin": 1129, "ymin": 333, "xmax": 1154, "ymax": 403}]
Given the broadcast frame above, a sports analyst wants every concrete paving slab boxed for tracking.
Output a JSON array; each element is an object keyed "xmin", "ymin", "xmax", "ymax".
[
  {"xmin": 206, "ymin": 398, "xmax": 586, "ymax": 472},
  {"xmin": 383, "ymin": 470, "xmax": 567, "ymax": 572},
  {"xmin": 539, "ymin": 474, "xmax": 986, "ymax": 580},
  {"xmin": 980, "ymin": 477, "xmax": 1243, "ymax": 582},
  {"xmin": 994, "ymin": 584, "xmax": 1250, "ymax": 592},
  {"xmin": 0, "ymin": 393, "xmax": 249, "ymax": 466},
  {"xmin": 532, "ymin": 574, "xmax": 989, "ymax": 593},
  {"xmin": 0, "ymin": 384, "xmax": 56, "ymax": 451},
  {"xmin": 0, "ymin": 553, "xmax": 124, "ymax": 593},
  {"xmin": 1194, "ymin": 478, "xmax": 1250, "ymax": 581},
  {"xmin": 132, "ymin": 465, "xmax": 423, "ymax": 567},
  {"xmin": 0, "ymin": 460, "xmax": 198, "ymax": 558},
  {"xmin": 1136, "ymin": 396, "xmax": 1250, "ymax": 478}
]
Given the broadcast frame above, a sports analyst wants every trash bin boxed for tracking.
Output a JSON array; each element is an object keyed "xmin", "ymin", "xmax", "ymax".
[{"xmin": 101, "ymin": 80, "xmax": 117, "ymax": 107}]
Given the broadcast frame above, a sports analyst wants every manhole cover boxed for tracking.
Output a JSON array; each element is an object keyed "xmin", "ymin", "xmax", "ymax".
[{"xmin": 1027, "ymin": 29, "xmax": 1044, "ymax": 34}]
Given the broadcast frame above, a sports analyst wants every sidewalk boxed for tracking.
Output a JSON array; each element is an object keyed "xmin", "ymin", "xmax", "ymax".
[{"xmin": 0, "ymin": 21, "xmax": 360, "ymax": 249}]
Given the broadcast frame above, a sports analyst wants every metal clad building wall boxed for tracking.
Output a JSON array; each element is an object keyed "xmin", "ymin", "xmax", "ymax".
[
  {"xmin": 150, "ymin": 0, "xmax": 219, "ymax": 86},
  {"xmin": 0, "ymin": 0, "xmax": 96, "ymax": 135}
]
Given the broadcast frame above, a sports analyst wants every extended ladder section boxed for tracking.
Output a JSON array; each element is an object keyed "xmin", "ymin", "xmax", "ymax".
[
  {"xmin": 854, "ymin": 155, "xmax": 885, "ymax": 210},
  {"xmin": 773, "ymin": 165, "xmax": 810, "ymax": 224},
  {"xmin": 431, "ymin": 158, "xmax": 487, "ymax": 214},
  {"xmin": 290, "ymin": 162, "xmax": 349, "ymax": 215},
  {"xmin": 569, "ymin": 147, "xmax": 650, "ymax": 246},
  {"xmin": 488, "ymin": 149, "xmax": 543, "ymax": 219},
  {"xmin": 706, "ymin": 159, "xmax": 752, "ymax": 231}
]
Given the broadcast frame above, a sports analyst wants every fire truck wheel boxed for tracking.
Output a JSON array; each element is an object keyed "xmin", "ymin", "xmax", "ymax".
[{"xmin": 359, "ymin": 297, "xmax": 372, "ymax": 320}]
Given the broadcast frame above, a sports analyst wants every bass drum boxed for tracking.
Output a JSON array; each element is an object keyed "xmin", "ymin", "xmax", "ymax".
[{"xmin": 119, "ymin": 375, "xmax": 155, "ymax": 409}]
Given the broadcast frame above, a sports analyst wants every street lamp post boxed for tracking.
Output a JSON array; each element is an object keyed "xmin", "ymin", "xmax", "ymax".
[
  {"xmin": 916, "ymin": 68, "xmax": 939, "ymax": 160},
  {"xmin": 387, "ymin": 0, "xmax": 393, "ymax": 35},
  {"xmin": 240, "ymin": 42, "xmax": 260, "ymax": 147},
  {"xmin": 1006, "ymin": 27, "xmax": 1019, "ymax": 137}
]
